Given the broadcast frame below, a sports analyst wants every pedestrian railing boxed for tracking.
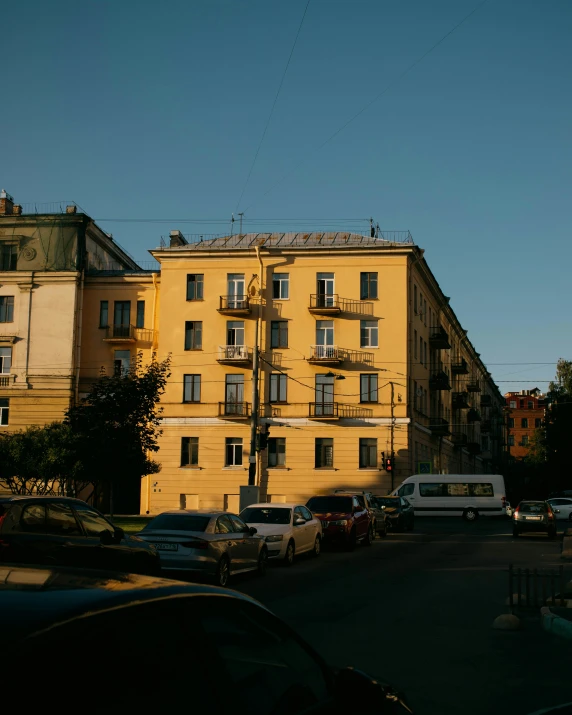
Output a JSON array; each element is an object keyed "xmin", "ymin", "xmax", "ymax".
[{"xmin": 509, "ymin": 564, "xmax": 566, "ymax": 611}]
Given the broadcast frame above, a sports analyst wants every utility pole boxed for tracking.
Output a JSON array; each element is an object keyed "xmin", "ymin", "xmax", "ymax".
[{"xmin": 390, "ymin": 381, "xmax": 395, "ymax": 490}]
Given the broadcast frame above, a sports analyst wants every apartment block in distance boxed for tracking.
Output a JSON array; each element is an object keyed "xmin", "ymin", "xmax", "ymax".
[
  {"xmin": 505, "ymin": 388, "xmax": 545, "ymax": 459},
  {"xmin": 0, "ymin": 189, "xmax": 140, "ymax": 433},
  {"xmin": 142, "ymin": 229, "xmax": 505, "ymax": 514}
]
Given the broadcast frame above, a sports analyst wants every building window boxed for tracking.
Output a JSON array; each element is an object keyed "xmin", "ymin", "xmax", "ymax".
[
  {"xmin": 527, "ymin": 401, "xmax": 533, "ymax": 409},
  {"xmin": 0, "ymin": 296, "xmax": 14, "ymax": 323},
  {"xmin": 508, "ymin": 417, "xmax": 515, "ymax": 428},
  {"xmin": 316, "ymin": 273, "xmax": 335, "ymax": 307},
  {"xmin": 535, "ymin": 418, "xmax": 542, "ymax": 428},
  {"xmin": 225, "ymin": 374, "xmax": 244, "ymax": 409},
  {"xmin": 420, "ymin": 337, "xmax": 424, "ymax": 365},
  {"xmin": 360, "ymin": 320, "xmax": 378, "ymax": 348},
  {"xmin": 315, "ymin": 438, "xmax": 333, "ymax": 468},
  {"xmin": 227, "ymin": 274, "xmax": 245, "ymax": 308},
  {"xmin": 414, "ymin": 285, "xmax": 418, "ymax": 314},
  {"xmin": 521, "ymin": 435, "xmax": 529, "ymax": 447},
  {"xmin": 509, "ymin": 400, "xmax": 517, "ymax": 408},
  {"xmin": 519, "ymin": 399, "xmax": 524, "ymax": 408},
  {"xmin": 360, "ymin": 374, "xmax": 378, "ymax": 402},
  {"xmin": 482, "ymin": 436, "xmax": 489, "ymax": 452},
  {"xmin": 185, "ymin": 321, "xmax": 203, "ymax": 350},
  {"xmin": 0, "ymin": 398, "xmax": 8, "ymax": 425},
  {"xmin": 360, "ymin": 272, "xmax": 378, "ymax": 300},
  {"xmin": 0, "ymin": 347, "xmax": 12, "ymax": 374},
  {"xmin": 114, "ymin": 350, "xmax": 131, "ymax": 376},
  {"xmin": 227, "ymin": 321, "xmax": 245, "ymax": 346},
  {"xmin": 508, "ymin": 435, "xmax": 515, "ymax": 447},
  {"xmin": 270, "ymin": 321, "xmax": 288, "ymax": 348},
  {"xmin": 0, "ymin": 244, "xmax": 17, "ymax": 271},
  {"xmin": 413, "ymin": 380, "xmax": 418, "ymax": 411},
  {"xmin": 414, "ymin": 329, "xmax": 417, "ymax": 359},
  {"xmin": 186, "ymin": 274, "xmax": 204, "ymax": 301},
  {"xmin": 269, "ymin": 373, "xmax": 287, "ymax": 403},
  {"xmin": 272, "ymin": 273, "xmax": 289, "ymax": 299},
  {"xmin": 180, "ymin": 437, "xmax": 199, "ymax": 467},
  {"xmin": 521, "ymin": 418, "xmax": 528, "ymax": 428},
  {"xmin": 113, "ymin": 301, "xmax": 131, "ymax": 330},
  {"xmin": 98, "ymin": 300, "xmax": 108, "ymax": 328},
  {"xmin": 225, "ymin": 438, "xmax": 243, "ymax": 466},
  {"xmin": 136, "ymin": 301, "xmax": 145, "ymax": 329},
  {"xmin": 268, "ymin": 437, "xmax": 286, "ymax": 467},
  {"xmin": 183, "ymin": 374, "xmax": 201, "ymax": 403},
  {"xmin": 359, "ymin": 438, "xmax": 377, "ymax": 468}
]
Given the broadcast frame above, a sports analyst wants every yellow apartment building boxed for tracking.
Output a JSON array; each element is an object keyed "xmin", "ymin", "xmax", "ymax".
[
  {"xmin": 0, "ymin": 190, "xmax": 140, "ymax": 434},
  {"xmin": 137, "ymin": 230, "xmax": 505, "ymax": 514}
]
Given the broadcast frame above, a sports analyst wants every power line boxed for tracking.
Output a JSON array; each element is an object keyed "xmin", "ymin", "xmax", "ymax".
[
  {"xmin": 235, "ymin": 0, "xmax": 312, "ymax": 213},
  {"xmin": 243, "ymin": 0, "xmax": 489, "ymax": 213}
]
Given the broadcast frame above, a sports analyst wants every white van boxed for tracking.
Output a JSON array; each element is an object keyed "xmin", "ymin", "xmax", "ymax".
[{"xmin": 390, "ymin": 474, "xmax": 506, "ymax": 521}]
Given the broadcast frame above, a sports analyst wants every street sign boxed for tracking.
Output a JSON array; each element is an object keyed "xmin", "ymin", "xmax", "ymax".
[{"xmin": 418, "ymin": 461, "xmax": 432, "ymax": 474}]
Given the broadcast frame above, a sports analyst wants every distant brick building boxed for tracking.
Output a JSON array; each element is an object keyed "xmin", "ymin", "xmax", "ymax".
[{"xmin": 505, "ymin": 388, "xmax": 545, "ymax": 460}]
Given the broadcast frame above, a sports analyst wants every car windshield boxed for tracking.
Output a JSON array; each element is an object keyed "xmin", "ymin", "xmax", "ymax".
[
  {"xmin": 306, "ymin": 497, "xmax": 352, "ymax": 513},
  {"xmin": 372, "ymin": 497, "xmax": 400, "ymax": 508},
  {"xmin": 519, "ymin": 503, "xmax": 548, "ymax": 514},
  {"xmin": 241, "ymin": 508, "xmax": 291, "ymax": 525},
  {"xmin": 144, "ymin": 514, "xmax": 210, "ymax": 532}
]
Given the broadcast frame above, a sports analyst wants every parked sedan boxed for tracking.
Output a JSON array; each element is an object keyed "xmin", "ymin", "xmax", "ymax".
[
  {"xmin": 0, "ymin": 496, "xmax": 159, "ymax": 575},
  {"xmin": 306, "ymin": 494, "xmax": 373, "ymax": 549},
  {"xmin": 137, "ymin": 510, "xmax": 268, "ymax": 586},
  {"xmin": 333, "ymin": 489, "xmax": 388, "ymax": 537},
  {"xmin": 371, "ymin": 496, "xmax": 414, "ymax": 532},
  {"xmin": 513, "ymin": 500, "xmax": 557, "ymax": 539},
  {"xmin": 547, "ymin": 498, "xmax": 572, "ymax": 521},
  {"xmin": 240, "ymin": 503, "xmax": 322, "ymax": 565},
  {"xmin": 4, "ymin": 565, "xmax": 412, "ymax": 715}
]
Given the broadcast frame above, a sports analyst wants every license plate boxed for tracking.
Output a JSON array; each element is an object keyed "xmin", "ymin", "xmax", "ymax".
[
  {"xmin": 525, "ymin": 516, "xmax": 541, "ymax": 521},
  {"xmin": 153, "ymin": 542, "xmax": 178, "ymax": 551}
]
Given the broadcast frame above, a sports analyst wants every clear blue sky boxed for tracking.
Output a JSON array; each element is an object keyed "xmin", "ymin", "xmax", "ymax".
[{"xmin": 2, "ymin": 0, "xmax": 571, "ymax": 392}]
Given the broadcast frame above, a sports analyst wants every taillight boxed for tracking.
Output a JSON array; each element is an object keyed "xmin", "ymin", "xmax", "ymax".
[
  {"xmin": 513, "ymin": 507, "xmax": 520, "ymax": 518},
  {"xmin": 181, "ymin": 540, "xmax": 208, "ymax": 550},
  {"xmin": 547, "ymin": 511, "xmax": 554, "ymax": 520}
]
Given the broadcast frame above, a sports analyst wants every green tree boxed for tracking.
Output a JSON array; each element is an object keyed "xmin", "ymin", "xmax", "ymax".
[
  {"xmin": 65, "ymin": 352, "xmax": 171, "ymax": 513},
  {"xmin": 0, "ymin": 422, "xmax": 87, "ymax": 496}
]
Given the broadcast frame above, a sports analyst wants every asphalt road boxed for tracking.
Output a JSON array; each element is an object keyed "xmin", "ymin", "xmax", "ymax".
[{"xmin": 237, "ymin": 517, "xmax": 572, "ymax": 715}]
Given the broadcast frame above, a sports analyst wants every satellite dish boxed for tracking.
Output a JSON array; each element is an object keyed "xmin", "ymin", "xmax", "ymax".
[{"xmin": 250, "ymin": 285, "xmax": 258, "ymax": 297}]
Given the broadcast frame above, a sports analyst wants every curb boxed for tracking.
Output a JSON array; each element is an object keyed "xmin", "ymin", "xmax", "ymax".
[
  {"xmin": 541, "ymin": 607, "xmax": 572, "ymax": 641},
  {"xmin": 562, "ymin": 529, "xmax": 572, "ymax": 561}
]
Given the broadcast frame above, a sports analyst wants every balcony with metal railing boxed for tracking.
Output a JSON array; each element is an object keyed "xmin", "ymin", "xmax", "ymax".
[
  {"xmin": 307, "ymin": 345, "xmax": 343, "ymax": 365},
  {"xmin": 467, "ymin": 379, "xmax": 481, "ymax": 393},
  {"xmin": 309, "ymin": 294, "xmax": 342, "ymax": 315},
  {"xmin": 452, "ymin": 430, "xmax": 468, "ymax": 447},
  {"xmin": 451, "ymin": 357, "xmax": 469, "ymax": 374},
  {"xmin": 309, "ymin": 402, "xmax": 340, "ymax": 420},
  {"xmin": 452, "ymin": 391, "xmax": 470, "ymax": 409},
  {"xmin": 217, "ymin": 345, "xmax": 252, "ymax": 366},
  {"xmin": 467, "ymin": 408, "xmax": 482, "ymax": 423},
  {"xmin": 218, "ymin": 295, "xmax": 251, "ymax": 315},
  {"xmin": 103, "ymin": 324, "xmax": 136, "ymax": 343},
  {"xmin": 480, "ymin": 394, "xmax": 492, "ymax": 407},
  {"xmin": 218, "ymin": 402, "xmax": 251, "ymax": 419},
  {"xmin": 429, "ymin": 370, "xmax": 452, "ymax": 391},
  {"xmin": 429, "ymin": 417, "xmax": 450, "ymax": 436},
  {"xmin": 429, "ymin": 325, "xmax": 451, "ymax": 350}
]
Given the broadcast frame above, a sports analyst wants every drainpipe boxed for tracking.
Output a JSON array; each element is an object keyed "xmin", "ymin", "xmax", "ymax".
[
  {"xmin": 248, "ymin": 247, "xmax": 264, "ymax": 487},
  {"xmin": 74, "ymin": 269, "xmax": 85, "ymax": 405},
  {"xmin": 151, "ymin": 272, "xmax": 159, "ymax": 351}
]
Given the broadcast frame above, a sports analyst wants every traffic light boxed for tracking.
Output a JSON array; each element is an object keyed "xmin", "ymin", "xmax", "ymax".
[
  {"xmin": 384, "ymin": 454, "xmax": 394, "ymax": 472},
  {"xmin": 256, "ymin": 426, "xmax": 271, "ymax": 452}
]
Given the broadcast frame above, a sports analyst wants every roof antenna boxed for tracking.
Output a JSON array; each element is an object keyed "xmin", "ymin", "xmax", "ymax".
[
  {"xmin": 370, "ymin": 217, "xmax": 375, "ymax": 238},
  {"xmin": 230, "ymin": 213, "xmax": 235, "ymax": 237},
  {"xmin": 238, "ymin": 212, "xmax": 245, "ymax": 236}
]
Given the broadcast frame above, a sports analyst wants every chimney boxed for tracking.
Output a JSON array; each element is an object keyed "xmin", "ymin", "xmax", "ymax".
[
  {"xmin": 169, "ymin": 230, "xmax": 188, "ymax": 247},
  {"xmin": 0, "ymin": 189, "xmax": 14, "ymax": 216},
  {"xmin": 13, "ymin": 204, "xmax": 22, "ymax": 216},
  {"xmin": 66, "ymin": 205, "xmax": 77, "ymax": 214}
]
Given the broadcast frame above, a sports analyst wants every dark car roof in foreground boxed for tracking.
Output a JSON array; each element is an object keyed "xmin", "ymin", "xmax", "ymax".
[
  {"xmin": 0, "ymin": 495, "xmax": 87, "ymax": 504},
  {"xmin": 0, "ymin": 564, "xmax": 259, "ymax": 640}
]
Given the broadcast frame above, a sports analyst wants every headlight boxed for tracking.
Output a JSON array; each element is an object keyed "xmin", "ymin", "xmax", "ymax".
[
  {"xmin": 331, "ymin": 520, "xmax": 348, "ymax": 526},
  {"xmin": 265, "ymin": 535, "xmax": 284, "ymax": 542}
]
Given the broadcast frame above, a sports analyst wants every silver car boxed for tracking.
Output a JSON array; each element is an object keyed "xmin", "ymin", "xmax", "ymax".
[{"xmin": 137, "ymin": 510, "xmax": 268, "ymax": 587}]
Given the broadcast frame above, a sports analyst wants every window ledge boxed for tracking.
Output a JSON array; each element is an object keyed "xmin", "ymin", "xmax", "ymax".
[
  {"xmin": 313, "ymin": 467, "xmax": 337, "ymax": 471},
  {"xmin": 222, "ymin": 466, "xmax": 247, "ymax": 470},
  {"xmin": 358, "ymin": 468, "xmax": 381, "ymax": 472},
  {"xmin": 179, "ymin": 466, "xmax": 202, "ymax": 470},
  {"xmin": 267, "ymin": 466, "xmax": 290, "ymax": 470}
]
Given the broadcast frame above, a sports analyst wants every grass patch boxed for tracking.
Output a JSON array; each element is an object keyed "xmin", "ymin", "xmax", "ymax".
[{"xmin": 107, "ymin": 516, "xmax": 153, "ymax": 535}]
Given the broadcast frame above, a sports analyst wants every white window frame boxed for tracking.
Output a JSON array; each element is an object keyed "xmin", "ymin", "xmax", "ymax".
[
  {"xmin": 225, "ymin": 437, "xmax": 243, "ymax": 467},
  {"xmin": 272, "ymin": 273, "xmax": 289, "ymax": 300},
  {"xmin": 0, "ymin": 398, "xmax": 8, "ymax": 426},
  {"xmin": 360, "ymin": 320, "xmax": 378, "ymax": 348},
  {"xmin": 0, "ymin": 347, "xmax": 12, "ymax": 374}
]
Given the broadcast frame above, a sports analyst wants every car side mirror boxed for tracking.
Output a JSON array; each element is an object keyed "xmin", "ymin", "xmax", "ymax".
[
  {"xmin": 248, "ymin": 526, "xmax": 258, "ymax": 535},
  {"xmin": 294, "ymin": 516, "xmax": 305, "ymax": 526},
  {"xmin": 114, "ymin": 526, "xmax": 125, "ymax": 542},
  {"xmin": 100, "ymin": 529, "xmax": 114, "ymax": 545},
  {"xmin": 334, "ymin": 667, "xmax": 409, "ymax": 713}
]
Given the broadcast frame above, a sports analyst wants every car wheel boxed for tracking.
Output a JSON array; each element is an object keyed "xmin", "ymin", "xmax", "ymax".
[
  {"xmin": 513, "ymin": 528, "xmax": 519, "ymax": 538},
  {"xmin": 346, "ymin": 528, "xmax": 357, "ymax": 551},
  {"xmin": 258, "ymin": 548, "xmax": 268, "ymax": 577},
  {"xmin": 215, "ymin": 556, "xmax": 230, "ymax": 587},
  {"xmin": 284, "ymin": 540, "xmax": 295, "ymax": 566},
  {"xmin": 463, "ymin": 508, "xmax": 479, "ymax": 522},
  {"xmin": 364, "ymin": 525, "xmax": 374, "ymax": 547},
  {"xmin": 311, "ymin": 535, "xmax": 321, "ymax": 557}
]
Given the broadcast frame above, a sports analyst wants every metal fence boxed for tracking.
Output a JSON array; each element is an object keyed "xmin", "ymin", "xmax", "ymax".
[{"xmin": 509, "ymin": 564, "xmax": 566, "ymax": 610}]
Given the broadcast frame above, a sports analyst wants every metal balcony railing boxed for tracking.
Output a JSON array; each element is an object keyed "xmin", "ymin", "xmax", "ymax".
[
  {"xmin": 429, "ymin": 326, "xmax": 451, "ymax": 350},
  {"xmin": 218, "ymin": 295, "xmax": 250, "ymax": 312},
  {"xmin": 105, "ymin": 324, "xmax": 136, "ymax": 340},
  {"xmin": 309, "ymin": 345, "xmax": 341, "ymax": 361},
  {"xmin": 480, "ymin": 394, "xmax": 492, "ymax": 407},
  {"xmin": 429, "ymin": 418, "xmax": 450, "ymax": 436},
  {"xmin": 451, "ymin": 357, "xmax": 469, "ymax": 374},
  {"xmin": 467, "ymin": 380, "xmax": 481, "ymax": 393},
  {"xmin": 217, "ymin": 345, "xmax": 251, "ymax": 362},
  {"xmin": 309, "ymin": 402, "xmax": 339, "ymax": 418},
  {"xmin": 429, "ymin": 371, "xmax": 452, "ymax": 391},
  {"xmin": 467, "ymin": 408, "xmax": 482, "ymax": 423},
  {"xmin": 309, "ymin": 294, "xmax": 341, "ymax": 313},
  {"xmin": 218, "ymin": 402, "xmax": 251, "ymax": 418},
  {"xmin": 452, "ymin": 432, "xmax": 468, "ymax": 447},
  {"xmin": 452, "ymin": 391, "xmax": 471, "ymax": 409}
]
